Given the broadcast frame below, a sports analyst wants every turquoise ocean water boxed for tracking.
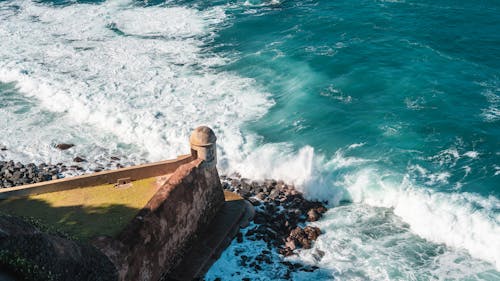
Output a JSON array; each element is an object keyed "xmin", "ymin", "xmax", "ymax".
[{"xmin": 0, "ymin": 0, "xmax": 499, "ymax": 279}]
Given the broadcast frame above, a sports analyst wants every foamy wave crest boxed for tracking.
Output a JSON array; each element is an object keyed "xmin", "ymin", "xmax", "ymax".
[
  {"xmin": 233, "ymin": 142, "xmax": 500, "ymax": 270},
  {"xmin": 293, "ymin": 203, "xmax": 500, "ymax": 280},
  {"xmin": 1, "ymin": 0, "xmax": 499, "ymax": 273},
  {"xmin": 225, "ymin": 143, "xmax": 315, "ymax": 186},
  {"xmin": 343, "ymin": 169, "xmax": 500, "ymax": 269},
  {"xmin": 0, "ymin": 0, "xmax": 272, "ymax": 168}
]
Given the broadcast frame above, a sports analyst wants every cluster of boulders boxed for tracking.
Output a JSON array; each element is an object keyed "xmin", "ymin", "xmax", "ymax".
[
  {"xmin": 0, "ymin": 161, "xmax": 64, "ymax": 188},
  {"xmin": 221, "ymin": 175, "xmax": 328, "ymax": 276},
  {"xmin": 222, "ymin": 175, "xmax": 327, "ymax": 255},
  {"xmin": 0, "ymin": 142, "xmax": 130, "ymax": 188}
]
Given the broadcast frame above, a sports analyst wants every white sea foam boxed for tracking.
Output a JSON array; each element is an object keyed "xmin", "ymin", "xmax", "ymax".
[
  {"xmin": 221, "ymin": 137, "xmax": 500, "ymax": 270},
  {"xmin": 218, "ymin": 133, "xmax": 500, "ymax": 271},
  {"xmin": 343, "ymin": 169, "xmax": 500, "ymax": 270},
  {"xmin": 408, "ymin": 164, "xmax": 451, "ymax": 185},
  {"xmin": 480, "ymin": 85, "xmax": 500, "ymax": 123},
  {"xmin": 243, "ymin": 0, "xmax": 281, "ymax": 8},
  {"xmin": 1, "ymin": 0, "xmax": 499, "ymax": 277},
  {"xmin": 0, "ymin": 0, "xmax": 271, "ymax": 170},
  {"xmin": 464, "ymin": 150, "xmax": 480, "ymax": 159},
  {"xmin": 293, "ymin": 204, "xmax": 500, "ymax": 280}
]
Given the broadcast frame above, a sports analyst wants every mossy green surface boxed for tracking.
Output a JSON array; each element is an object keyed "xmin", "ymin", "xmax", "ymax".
[
  {"xmin": 0, "ymin": 177, "xmax": 159, "ymax": 241},
  {"xmin": 0, "ymin": 250, "xmax": 56, "ymax": 281}
]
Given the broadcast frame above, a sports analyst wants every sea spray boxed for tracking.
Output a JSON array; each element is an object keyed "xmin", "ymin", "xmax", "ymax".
[{"xmin": 1, "ymin": 0, "xmax": 499, "ymax": 279}]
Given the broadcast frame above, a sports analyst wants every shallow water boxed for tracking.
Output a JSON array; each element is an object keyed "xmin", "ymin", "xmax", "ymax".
[{"xmin": 0, "ymin": 0, "xmax": 499, "ymax": 279}]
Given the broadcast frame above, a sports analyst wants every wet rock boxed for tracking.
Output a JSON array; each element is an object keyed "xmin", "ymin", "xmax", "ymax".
[
  {"xmin": 268, "ymin": 189, "xmax": 280, "ymax": 200},
  {"xmin": 304, "ymin": 226, "xmax": 321, "ymax": 241},
  {"xmin": 278, "ymin": 247, "xmax": 294, "ymax": 257},
  {"xmin": 255, "ymin": 192, "xmax": 266, "ymax": 201},
  {"xmin": 311, "ymin": 249, "xmax": 325, "ymax": 262},
  {"xmin": 307, "ymin": 209, "xmax": 320, "ymax": 222},
  {"xmin": 0, "ymin": 161, "xmax": 65, "ymax": 188},
  {"xmin": 55, "ymin": 143, "xmax": 74, "ymax": 150},
  {"xmin": 221, "ymin": 175, "xmax": 328, "ymax": 275},
  {"xmin": 285, "ymin": 238, "xmax": 297, "ymax": 250},
  {"xmin": 248, "ymin": 197, "xmax": 261, "ymax": 206},
  {"xmin": 73, "ymin": 156, "xmax": 86, "ymax": 163}
]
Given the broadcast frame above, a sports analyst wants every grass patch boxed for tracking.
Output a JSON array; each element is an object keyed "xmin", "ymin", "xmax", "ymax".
[{"xmin": 0, "ymin": 177, "xmax": 161, "ymax": 241}]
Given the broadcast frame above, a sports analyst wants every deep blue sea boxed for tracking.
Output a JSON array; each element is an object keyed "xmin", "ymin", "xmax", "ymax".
[{"xmin": 0, "ymin": 0, "xmax": 499, "ymax": 279}]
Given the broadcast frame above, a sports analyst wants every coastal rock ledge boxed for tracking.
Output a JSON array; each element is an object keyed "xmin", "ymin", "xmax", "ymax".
[{"xmin": 218, "ymin": 175, "xmax": 328, "ymax": 277}]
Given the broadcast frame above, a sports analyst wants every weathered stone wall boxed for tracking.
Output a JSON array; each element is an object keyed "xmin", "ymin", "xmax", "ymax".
[{"xmin": 94, "ymin": 158, "xmax": 225, "ymax": 281}]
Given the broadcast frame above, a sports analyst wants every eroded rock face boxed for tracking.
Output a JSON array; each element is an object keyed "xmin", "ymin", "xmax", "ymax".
[{"xmin": 0, "ymin": 215, "xmax": 117, "ymax": 281}]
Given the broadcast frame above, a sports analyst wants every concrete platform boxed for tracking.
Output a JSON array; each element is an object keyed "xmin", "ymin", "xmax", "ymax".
[{"xmin": 166, "ymin": 191, "xmax": 254, "ymax": 281}]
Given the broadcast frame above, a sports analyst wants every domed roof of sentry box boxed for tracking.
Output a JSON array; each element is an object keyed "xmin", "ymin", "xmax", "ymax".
[{"xmin": 189, "ymin": 126, "xmax": 217, "ymax": 146}]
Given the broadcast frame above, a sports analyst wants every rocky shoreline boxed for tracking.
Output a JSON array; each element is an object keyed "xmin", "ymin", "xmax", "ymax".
[
  {"xmin": 218, "ymin": 175, "xmax": 328, "ymax": 278},
  {"xmin": 0, "ymin": 160, "xmax": 66, "ymax": 188},
  {"xmin": 0, "ymin": 158, "xmax": 328, "ymax": 279},
  {"xmin": 0, "ymin": 145, "xmax": 126, "ymax": 189}
]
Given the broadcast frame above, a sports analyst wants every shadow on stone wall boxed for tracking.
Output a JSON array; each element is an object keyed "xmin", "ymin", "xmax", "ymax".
[
  {"xmin": 0, "ymin": 198, "xmax": 135, "ymax": 281},
  {"xmin": 0, "ymin": 197, "xmax": 142, "ymax": 242}
]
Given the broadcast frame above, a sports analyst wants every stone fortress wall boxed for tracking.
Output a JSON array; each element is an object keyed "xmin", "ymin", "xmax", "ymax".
[{"xmin": 0, "ymin": 126, "xmax": 240, "ymax": 281}]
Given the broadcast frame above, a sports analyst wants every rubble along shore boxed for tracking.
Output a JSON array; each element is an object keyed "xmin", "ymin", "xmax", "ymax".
[{"xmin": 218, "ymin": 175, "xmax": 328, "ymax": 277}]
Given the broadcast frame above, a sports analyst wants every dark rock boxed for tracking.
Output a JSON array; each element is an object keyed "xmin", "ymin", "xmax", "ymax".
[
  {"xmin": 240, "ymin": 181, "xmax": 253, "ymax": 194},
  {"xmin": 230, "ymin": 179, "xmax": 240, "ymax": 188},
  {"xmin": 0, "ymin": 161, "xmax": 67, "ymax": 188},
  {"xmin": 55, "ymin": 143, "xmax": 75, "ymax": 150},
  {"xmin": 11, "ymin": 171, "xmax": 21, "ymax": 180},
  {"xmin": 316, "ymin": 205, "xmax": 327, "ymax": 214},
  {"xmin": 212, "ymin": 176, "xmax": 327, "ymax": 274},
  {"xmin": 312, "ymin": 249, "xmax": 325, "ymax": 262},
  {"xmin": 255, "ymin": 192, "xmax": 266, "ymax": 201},
  {"xmin": 73, "ymin": 156, "xmax": 86, "ymax": 163},
  {"xmin": 278, "ymin": 247, "xmax": 294, "ymax": 257},
  {"xmin": 307, "ymin": 209, "xmax": 320, "ymax": 222},
  {"xmin": 288, "ymin": 227, "xmax": 312, "ymax": 249},
  {"xmin": 304, "ymin": 226, "xmax": 321, "ymax": 241},
  {"xmin": 248, "ymin": 197, "xmax": 261, "ymax": 206},
  {"xmin": 264, "ymin": 179, "xmax": 277, "ymax": 188},
  {"xmin": 268, "ymin": 189, "xmax": 280, "ymax": 200},
  {"xmin": 285, "ymin": 238, "xmax": 296, "ymax": 250},
  {"xmin": 251, "ymin": 181, "xmax": 263, "ymax": 193}
]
